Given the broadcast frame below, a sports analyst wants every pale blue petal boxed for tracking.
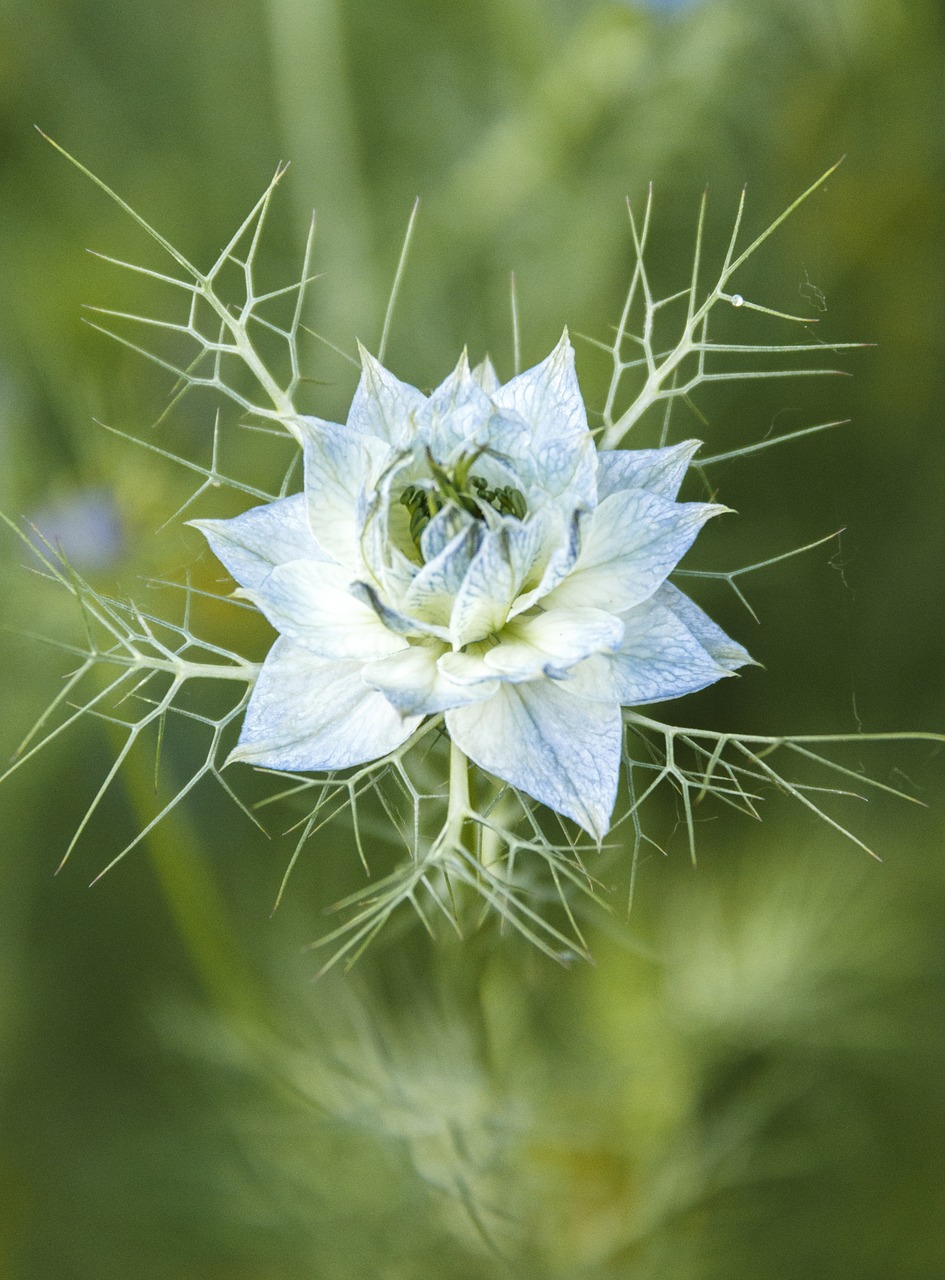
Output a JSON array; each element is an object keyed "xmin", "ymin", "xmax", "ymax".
[
  {"xmin": 509, "ymin": 507, "xmax": 587, "ymax": 617},
  {"xmin": 363, "ymin": 642, "xmax": 500, "ymax": 715},
  {"xmin": 242, "ymin": 560, "xmax": 407, "ymax": 660},
  {"xmin": 446, "ymin": 680, "xmax": 622, "ymax": 839},
  {"xmin": 471, "ymin": 356, "xmax": 500, "ymax": 394},
  {"xmin": 404, "ymin": 523, "xmax": 483, "ymax": 627},
  {"xmin": 450, "ymin": 520, "xmax": 544, "ymax": 646},
  {"xmin": 349, "ymin": 580, "xmax": 452, "ymax": 642},
  {"xmin": 483, "ymin": 607, "xmax": 624, "ymax": 682},
  {"xmin": 595, "ymin": 440, "xmax": 701, "ymax": 503},
  {"xmin": 610, "ymin": 590, "xmax": 744, "ymax": 705},
  {"xmin": 230, "ymin": 638, "xmax": 421, "ymax": 771},
  {"xmin": 657, "ymin": 582, "xmax": 754, "ymax": 672},
  {"xmin": 545, "ymin": 490, "xmax": 726, "ymax": 613},
  {"xmin": 349, "ymin": 345, "xmax": 426, "ymax": 446},
  {"xmin": 192, "ymin": 494, "xmax": 325, "ymax": 591},
  {"xmin": 299, "ymin": 417, "xmax": 390, "ymax": 571},
  {"xmin": 490, "ymin": 331, "xmax": 587, "ymax": 446}
]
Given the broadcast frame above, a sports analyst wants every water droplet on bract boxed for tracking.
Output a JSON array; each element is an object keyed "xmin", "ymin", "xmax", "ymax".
[{"xmin": 731, "ymin": 293, "xmax": 744, "ymax": 307}]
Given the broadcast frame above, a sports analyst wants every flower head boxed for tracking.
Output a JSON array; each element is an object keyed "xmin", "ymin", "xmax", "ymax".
[{"xmin": 195, "ymin": 334, "xmax": 750, "ymax": 838}]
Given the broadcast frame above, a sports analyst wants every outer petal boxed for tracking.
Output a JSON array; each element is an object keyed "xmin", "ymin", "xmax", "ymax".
[
  {"xmin": 657, "ymin": 582, "xmax": 753, "ymax": 672},
  {"xmin": 349, "ymin": 345, "xmax": 427, "ymax": 446},
  {"xmin": 229, "ymin": 637, "xmax": 420, "ymax": 771},
  {"xmin": 544, "ymin": 490, "xmax": 727, "ymax": 614},
  {"xmin": 610, "ymin": 589, "xmax": 745, "ymax": 705},
  {"xmin": 595, "ymin": 440, "xmax": 701, "ymax": 503},
  {"xmin": 241, "ymin": 560, "xmax": 407, "ymax": 660},
  {"xmin": 299, "ymin": 416, "xmax": 390, "ymax": 571},
  {"xmin": 446, "ymin": 680, "xmax": 622, "ymax": 839},
  {"xmin": 490, "ymin": 331, "xmax": 588, "ymax": 446},
  {"xmin": 362, "ymin": 642, "xmax": 500, "ymax": 715},
  {"xmin": 483, "ymin": 607, "xmax": 624, "ymax": 681},
  {"xmin": 192, "ymin": 494, "xmax": 326, "ymax": 590}
]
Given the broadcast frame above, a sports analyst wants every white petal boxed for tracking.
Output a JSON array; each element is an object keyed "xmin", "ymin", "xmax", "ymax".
[
  {"xmin": 349, "ymin": 345, "xmax": 426, "ymax": 446},
  {"xmin": 192, "ymin": 494, "xmax": 326, "ymax": 591},
  {"xmin": 491, "ymin": 331, "xmax": 587, "ymax": 445},
  {"xmin": 610, "ymin": 591, "xmax": 743, "ymax": 705},
  {"xmin": 545, "ymin": 490, "xmax": 726, "ymax": 613},
  {"xmin": 299, "ymin": 417, "xmax": 390, "ymax": 571},
  {"xmin": 242, "ymin": 560, "xmax": 407, "ymax": 660},
  {"xmin": 449, "ymin": 521, "xmax": 543, "ymax": 646},
  {"xmin": 509, "ymin": 507, "xmax": 587, "ymax": 617},
  {"xmin": 446, "ymin": 680, "xmax": 622, "ymax": 839},
  {"xmin": 404, "ymin": 523, "xmax": 482, "ymax": 627},
  {"xmin": 656, "ymin": 582, "xmax": 753, "ymax": 672},
  {"xmin": 363, "ymin": 642, "xmax": 499, "ymax": 715},
  {"xmin": 484, "ymin": 607, "xmax": 624, "ymax": 681},
  {"xmin": 472, "ymin": 356, "xmax": 500, "ymax": 394},
  {"xmin": 595, "ymin": 440, "xmax": 701, "ymax": 503},
  {"xmin": 349, "ymin": 580, "xmax": 452, "ymax": 642},
  {"xmin": 230, "ymin": 638, "xmax": 421, "ymax": 771}
]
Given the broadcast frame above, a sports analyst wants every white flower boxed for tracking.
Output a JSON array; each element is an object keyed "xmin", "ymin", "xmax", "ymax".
[{"xmin": 194, "ymin": 334, "xmax": 751, "ymax": 838}]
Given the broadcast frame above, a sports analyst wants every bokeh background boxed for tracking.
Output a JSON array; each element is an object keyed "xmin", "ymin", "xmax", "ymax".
[{"xmin": 1, "ymin": 1, "xmax": 945, "ymax": 1276}]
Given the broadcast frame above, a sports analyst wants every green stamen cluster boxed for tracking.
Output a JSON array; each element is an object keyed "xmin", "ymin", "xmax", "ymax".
[{"xmin": 400, "ymin": 447, "xmax": 528, "ymax": 550}]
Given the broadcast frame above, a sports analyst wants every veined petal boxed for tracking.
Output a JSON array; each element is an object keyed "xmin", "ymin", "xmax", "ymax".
[
  {"xmin": 484, "ymin": 607, "xmax": 624, "ymax": 681},
  {"xmin": 610, "ymin": 589, "xmax": 745, "ymax": 705},
  {"xmin": 191, "ymin": 494, "xmax": 326, "ymax": 591},
  {"xmin": 404, "ymin": 522, "xmax": 482, "ymax": 627},
  {"xmin": 657, "ymin": 582, "xmax": 754, "ymax": 672},
  {"xmin": 299, "ymin": 417, "xmax": 390, "ymax": 571},
  {"xmin": 240, "ymin": 560, "xmax": 407, "ymax": 660},
  {"xmin": 350, "ymin": 580, "xmax": 452, "ymax": 642},
  {"xmin": 509, "ymin": 506, "xmax": 587, "ymax": 617},
  {"xmin": 363, "ymin": 642, "xmax": 499, "ymax": 715},
  {"xmin": 545, "ymin": 490, "xmax": 727, "ymax": 614},
  {"xmin": 490, "ymin": 331, "xmax": 587, "ymax": 446},
  {"xmin": 595, "ymin": 440, "xmax": 701, "ymax": 503},
  {"xmin": 471, "ymin": 356, "xmax": 500, "ymax": 394},
  {"xmin": 450, "ymin": 520, "xmax": 544, "ymax": 647},
  {"xmin": 229, "ymin": 637, "xmax": 421, "ymax": 771},
  {"xmin": 446, "ymin": 680, "xmax": 622, "ymax": 839},
  {"xmin": 349, "ymin": 344, "xmax": 426, "ymax": 446}
]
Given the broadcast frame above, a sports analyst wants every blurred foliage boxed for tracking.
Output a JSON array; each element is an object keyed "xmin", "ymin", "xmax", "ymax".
[{"xmin": 1, "ymin": 0, "xmax": 944, "ymax": 1276}]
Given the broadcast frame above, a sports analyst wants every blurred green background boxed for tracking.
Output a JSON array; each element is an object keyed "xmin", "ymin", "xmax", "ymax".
[{"xmin": 2, "ymin": 0, "xmax": 945, "ymax": 1276}]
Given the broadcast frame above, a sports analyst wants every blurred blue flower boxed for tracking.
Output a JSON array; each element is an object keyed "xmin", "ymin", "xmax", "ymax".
[{"xmin": 28, "ymin": 487, "xmax": 125, "ymax": 572}]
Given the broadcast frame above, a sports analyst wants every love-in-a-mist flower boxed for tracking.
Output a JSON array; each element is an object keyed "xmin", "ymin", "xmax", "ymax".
[{"xmin": 194, "ymin": 335, "xmax": 751, "ymax": 838}]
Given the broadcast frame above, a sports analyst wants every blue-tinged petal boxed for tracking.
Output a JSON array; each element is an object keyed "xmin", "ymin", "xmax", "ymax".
[
  {"xmin": 349, "ymin": 345, "xmax": 426, "ymax": 446},
  {"xmin": 450, "ymin": 520, "xmax": 544, "ymax": 646},
  {"xmin": 191, "ymin": 494, "xmax": 326, "ymax": 591},
  {"xmin": 609, "ymin": 590, "xmax": 744, "ymax": 705},
  {"xmin": 240, "ymin": 560, "xmax": 407, "ymax": 660},
  {"xmin": 656, "ymin": 582, "xmax": 754, "ymax": 671},
  {"xmin": 404, "ymin": 522, "xmax": 482, "ymax": 627},
  {"xmin": 417, "ymin": 350, "xmax": 498, "ymax": 459},
  {"xmin": 349, "ymin": 580, "xmax": 452, "ymax": 642},
  {"xmin": 509, "ymin": 507, "xmax": 588, "ymax": 617},
  {"xmin": 446, "ymin": 680, "xmax": 622, "ymax": 839},
  {"xmin": 483, "ymin": 607, "xmax": 624, "ymax": 682},
  {"xmin": 490, "ymin": 331, "xmax": 587, "ymax": 446},
  {"xmin": 471, "ymin": 356, "xmax": 500, "ymax": 394},
  {"xmin": 595, "ymin": 440, "xmax": 701, "ymax": 503},
  {"xmin": 363, "ymin": 642, "xmax": 499, "ymax": 715},
  {"xmin": 229, "ymin": 637, "xmax": 421, "ymax": 771},
  {"xmin": 544, "ymin": 490, "xmax": 727, "ymax": 613},
  {"xmin": 299, "ymin": 417, "xmax": 390, "ymax": 571}
]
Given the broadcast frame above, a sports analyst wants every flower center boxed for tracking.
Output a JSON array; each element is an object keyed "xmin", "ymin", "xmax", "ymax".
[{"xmin": 399, "ymin": 446, "xmax": 528, "ymax": 550}]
